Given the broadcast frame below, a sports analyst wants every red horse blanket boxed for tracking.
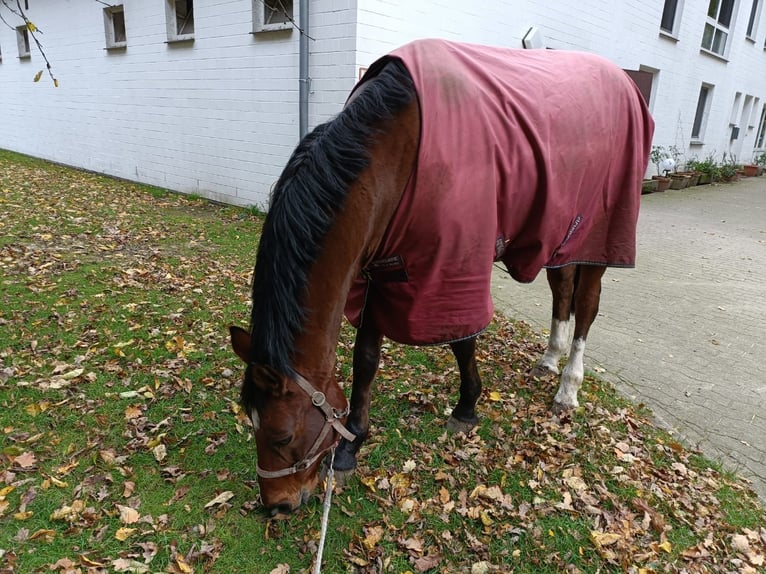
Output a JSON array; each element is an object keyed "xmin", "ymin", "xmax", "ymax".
[{"xmin": 345, "ymin": 39, "xmax": 654, "ymax": 345}]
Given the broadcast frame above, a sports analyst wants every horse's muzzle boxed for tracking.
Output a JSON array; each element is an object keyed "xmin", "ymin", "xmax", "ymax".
[{"xmin": 265, "ymin": 489, "xmax": 312, "ymax": 517}]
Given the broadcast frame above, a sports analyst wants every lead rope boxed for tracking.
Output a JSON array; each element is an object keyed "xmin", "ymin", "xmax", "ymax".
[{"xmin": 313, "ymin": 448, "xmax": 335, "ymax": 574}]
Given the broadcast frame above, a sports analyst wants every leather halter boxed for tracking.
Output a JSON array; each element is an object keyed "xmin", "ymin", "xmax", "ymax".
[{"xmin": 255, "ymin": 373, "xmax": 356, "ymax": 479}]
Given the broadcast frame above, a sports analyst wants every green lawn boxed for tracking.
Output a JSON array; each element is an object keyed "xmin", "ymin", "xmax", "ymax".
[{"xmin": 1, "ymin": 149, "xmax": 765, "ymax": 574}]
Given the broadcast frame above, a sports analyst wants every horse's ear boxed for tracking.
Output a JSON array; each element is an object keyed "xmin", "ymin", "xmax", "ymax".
[{"xmin": 229, "ymin": 326, "xmax": 252, "ymax": 364}]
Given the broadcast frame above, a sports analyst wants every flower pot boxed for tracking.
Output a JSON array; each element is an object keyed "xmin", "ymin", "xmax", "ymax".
[
  {"xmin": 642, "ymin": 179, "xmax": 659, "ymax": 194},
  {"xmin": 697, "ymin": 172, "xmax": 712, "ymax": 185},
  {"xmin": 743, "ymin": 164, "xmax": 759, "ymax": 177},
  {"xmin": 669, "ymin": 174, "xmax": 689, "ymax": 189},
  {"xmin": 652, "ymin": 175, "xmax": 671, "ymax": 192}
]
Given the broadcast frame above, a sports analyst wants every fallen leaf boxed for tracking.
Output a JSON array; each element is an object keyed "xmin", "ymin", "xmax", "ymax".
[
  {"xmin": 117, "ymin": 504, "xmax": 140, "ymax": 524},
  {"xmin": 115, "ymin": 527, "xmax": 137, "ymax": 541},
  {"xmin": 204, "ymin": 491, "xmax": 234, "ymax": 508},
  {"xmin": 13, "ymin": 451, "xmax": 37, "ymax": 468}
]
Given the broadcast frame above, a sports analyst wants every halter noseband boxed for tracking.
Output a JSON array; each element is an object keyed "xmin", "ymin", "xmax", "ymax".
[{"xmin": 255, "ymin": 373, "xmax": 356, "ymax": 479}]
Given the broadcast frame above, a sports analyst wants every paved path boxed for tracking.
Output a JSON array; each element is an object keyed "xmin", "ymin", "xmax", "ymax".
[{"xmin": 491, "ymin": 177, "xmax": 766, "ymax": 500}]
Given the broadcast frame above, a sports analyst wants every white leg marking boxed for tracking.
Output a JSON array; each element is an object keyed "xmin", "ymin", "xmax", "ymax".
[
  {"xmin": 250, "ymin": 409, "xmax": 260, "ymax": 431},
  {"xmin": 554, "ymin": 337, "xmax": 586, "ymax": 409},
  {"xmin": 537, "ymin": 317, "xmax": 571, "ymax": 374}
]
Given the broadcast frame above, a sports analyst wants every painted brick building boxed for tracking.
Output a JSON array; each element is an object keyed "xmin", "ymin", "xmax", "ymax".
[{"xmin": 1, "ymin": 0, "xmax": 765, "ymax": 207}]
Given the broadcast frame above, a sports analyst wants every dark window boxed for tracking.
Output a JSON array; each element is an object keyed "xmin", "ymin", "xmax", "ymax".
[
  {"xmin": 746, "ymin": 0, "xmax": 760, "ymax": 37},
  {"xmin": 692, "ymin": 85, "xmax": 710, "ymax": 139},
  {"xmin": 661, "ymin": 0, "xmax": 678, "ymax": 32}
]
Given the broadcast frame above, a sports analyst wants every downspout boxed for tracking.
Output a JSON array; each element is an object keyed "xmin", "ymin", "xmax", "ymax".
[{"xmin": 299, "ymin": 0, "xmax": 310, "ymax": 139}]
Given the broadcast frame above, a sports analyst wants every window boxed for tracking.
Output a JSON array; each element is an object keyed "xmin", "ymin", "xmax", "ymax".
[
  {"xmin": 166, "ymin": 0, "xmax": 194, "ymax": 41},
  {"xmin": 104, "ymin": 5, "xmax": 127, "ymax": 49},
  {"xmin": 755, "ymin": 105, "xmax": 766, "ymax": 149},
  {"xmin": 702, "ymin": 0, "xmax": 735, "ymax": 56},
  {"xmin": 746, "ymin": 0, "xmax": 761, "ymax": 39},
  {"xmin": 16, "ymin": 25, "xmax": 30, "ymax": 58},
  {"xmin": 749, "ymin": 97, "xmax": 761, "ymax": 128},
  {"xmin": 253, "ymin": 0, "xmax": 294, "ymax": 33},
  {"xmin": 691, "ymin": 84, "xmax": 713, "ymax": 142},
  {"xmin": 660, "ymin": 0, "xmax": 683, "ymax": 36}
]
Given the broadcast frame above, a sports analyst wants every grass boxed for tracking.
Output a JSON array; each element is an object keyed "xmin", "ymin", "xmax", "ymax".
[{"xmin": 1, "ymin": 148, "xmax": 766, "ymax": 573}]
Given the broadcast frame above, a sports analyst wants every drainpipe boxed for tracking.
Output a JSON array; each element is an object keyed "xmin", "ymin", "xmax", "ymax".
[{"xmin": 299, "ymin": 0, "xmax": 310, "ymax": 139}]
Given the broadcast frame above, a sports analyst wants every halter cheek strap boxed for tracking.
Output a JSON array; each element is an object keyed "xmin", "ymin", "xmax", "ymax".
[{"xmin": 255, "ymin": 373, "xmax": 356, "ymax": 479}]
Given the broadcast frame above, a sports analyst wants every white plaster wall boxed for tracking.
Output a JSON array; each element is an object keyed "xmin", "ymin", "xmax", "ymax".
[
  {"xmin": 356, "ymin": 0, "xmax": 766, "ymax": 169},
  {"xmin": 0, "ymin": 0, "xmax": 355, "ymax": 208},
  {"xmin": 1, "ymin": 1, "xmax": 765, "ymax": 205}
]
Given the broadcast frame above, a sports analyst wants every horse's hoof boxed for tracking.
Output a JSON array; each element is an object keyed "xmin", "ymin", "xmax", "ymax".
[
  {"xmin": 531, "ymin": 364, "xmax": 557, "ymax": 378},
  {"xmin": 331, "ymin": 467, "xmax": 356, "ymax": 489},
  {"xmin": 550, "ymin": 401, "xmax": 574, "ymax": 415},
  {"xmin": 446, "ymin": 415, "xmax": 477, "ymax": 434}
]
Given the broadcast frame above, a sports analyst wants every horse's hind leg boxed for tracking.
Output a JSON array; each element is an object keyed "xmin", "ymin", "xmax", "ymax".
[
  {"xmin": 332, "ymin": 318, "xmax": 383, "ymax": 483},
  {"xmin": 531, "ymin": 266, "xmax": 577, "ymax": 378},
  {"xmin": 446, "ymin": 336, "xmax": 481, "ymax": 434},
  {"xmin": 552, "ymin": 265, "xmax": 606, "ymax": 413}
]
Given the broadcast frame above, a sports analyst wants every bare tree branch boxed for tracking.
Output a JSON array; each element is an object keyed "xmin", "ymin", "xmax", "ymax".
[
  {"xmin": 0, "ymin": 0, "xmax": 58, "ymax": 85},
  {"xmin": 256, "ymin": 0, "xmax": 315, "ymax": 40}
]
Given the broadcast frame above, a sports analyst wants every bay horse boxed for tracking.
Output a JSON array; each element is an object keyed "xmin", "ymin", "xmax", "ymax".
[{"xmin": 230, "ymin": 39, "xmax": 654, "ymax": 515}]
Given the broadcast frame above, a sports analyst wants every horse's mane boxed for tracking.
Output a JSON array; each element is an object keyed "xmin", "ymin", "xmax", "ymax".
[{"xmin": 245, "ymin": 57, "xmax": 415, "ymax": 398}]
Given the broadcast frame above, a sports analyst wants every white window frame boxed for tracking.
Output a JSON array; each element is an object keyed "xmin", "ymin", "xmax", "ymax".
[
  {"xmin": 745, "ymin": 0, "xmax": 762, "ymax": 40},
  {"xmin": 660, "ymin": 0, "xmax": 685, "ymax": 38},
  {"xmin": 755, "ymin": 105, "xmax": 766, "ymax": 149},
  {"xmin": 749, "ymin": 97, "xmax": 761, "ymax": 129},
  {"xmin": 253, "ymin": 0, "xmax": 294, "ymax": 33},
  {"xmin": 16, "ymin": 25, "xmax": 30, "ymax": 59},
  {"xmin": 691, "ymin": 83, "xmax": 714, "ymax": 144},
  {"xmin": 701, "ymin": 0, "xmax": 736, "ymax": 58},
  {"xmin": 166, "ymin": 0, "xmax": 195, "ymax": 42},
  {"xmin": 103, "ymin": 5, "xmax": 127, "ymax": 50}
]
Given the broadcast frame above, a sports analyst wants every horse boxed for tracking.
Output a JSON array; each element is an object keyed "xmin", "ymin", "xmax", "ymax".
[{"xmin": 230, "ymin": 39, "xmax": 654, "ymax": 515}]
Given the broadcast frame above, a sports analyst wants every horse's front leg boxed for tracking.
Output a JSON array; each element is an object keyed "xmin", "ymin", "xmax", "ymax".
[
  {"xmin": 446, "ymin": 336, "xmax": 482, "ymax": 434},
  {"xmin": 552, "ymin": 265, "xmax": 606, "ymax": 413},
  {"xmin": 332, "ymin": 318, "xmax": 383, "ymax": 483}
]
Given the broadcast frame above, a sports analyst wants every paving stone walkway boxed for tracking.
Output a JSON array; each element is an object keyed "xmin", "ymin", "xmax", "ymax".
[{"xmin": 491, "ymin": 177, "xmax": 766, "ymax": 500}]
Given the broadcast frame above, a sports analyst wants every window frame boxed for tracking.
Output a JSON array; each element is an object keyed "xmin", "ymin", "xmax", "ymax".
[
  {"xmin": 660, "ymin": 0, "xmax": 684, "ymax": 38},
  {"xmin": 103, "ymin": 5, "xmax": 127, "ymax": 50},
  {"xmin": 691, "ymin": 83, "xmax": 714, "ymax": 144},
  {"xmin": 166, "ymin": 0, "xmax": 195, "ymax": 43},
  {"xmin": 253, "ymin": 0, "xmax": 294, "ymax": 34},
  {"xmin": 701, "ymin": 0, "xmax": 736, "ymax": 58},
  {"xmin": 755, "ymin": 105, "xmax": 766, "ymax": 149},
  {"xmin": 16, "ymin": 25, "xmax": 31, "ymax": 59},
  {"xmin": 746, "ymin": 0, "xmax": 762, "ymax": 40}
]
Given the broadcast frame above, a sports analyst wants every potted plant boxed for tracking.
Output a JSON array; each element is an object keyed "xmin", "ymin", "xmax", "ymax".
[
  {"xmin": 650, "ymin": 145, "xmax": 672, "ymax": 192},
  {"xmin": 666, "ymin": 145, "xmax": 691, "ymax": 189},
  {"xmin": 716, "ymin": 153, "xmax": 739, "ymax": 182},
  {"xmin": 746, "ymin": 152, "xmax": 766, "ymax": 176},
  {"xmin": 755, "ymin": 152, "xmax": 766, "ymax": 175},
  {"xmin": 682, "ymin": 158, "xmax": 701, "ymax": 186},
  {"xmin": 693, "ymin": 154, "xmax": 718, "ymax": 185}
]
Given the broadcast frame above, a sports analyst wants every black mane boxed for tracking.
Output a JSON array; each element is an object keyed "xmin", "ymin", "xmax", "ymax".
[{"xmin": 244, "ymin": 58, "xmax": 415, "ymax": 404}]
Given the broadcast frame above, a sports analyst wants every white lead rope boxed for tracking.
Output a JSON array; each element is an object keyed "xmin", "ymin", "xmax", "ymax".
[{"xmin": 313, "ymin": 448, "xmax": 335, "ymax": 574}]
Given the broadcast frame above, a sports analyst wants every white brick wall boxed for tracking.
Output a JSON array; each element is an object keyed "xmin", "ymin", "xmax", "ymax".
[
  {"xmin": 0, "ymin": 0, "xmax": 354, "ymax": 208},
  {"xmin": 356, "ymin": 0, "xmax": 766, "ymax": 170},
  {"xmin": 1, "ymin": 1, "xmax": 765, "ymax": 206}
]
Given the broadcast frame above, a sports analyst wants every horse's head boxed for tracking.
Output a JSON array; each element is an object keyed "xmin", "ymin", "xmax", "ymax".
[{"xmin": 229, "ymin": 326, "xmax": 354, "ymax": 515}]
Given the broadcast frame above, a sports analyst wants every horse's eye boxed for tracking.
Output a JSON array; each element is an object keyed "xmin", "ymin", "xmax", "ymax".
[{"xmin": 274, "ymin": 435, "xmax": 293, "ymax": 448}]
